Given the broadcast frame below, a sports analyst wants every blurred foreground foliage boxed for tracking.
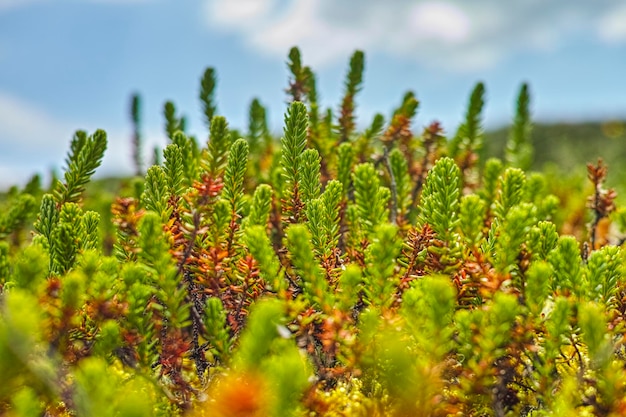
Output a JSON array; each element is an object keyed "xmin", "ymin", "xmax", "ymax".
[{"xmin": 3, "ymin": 47, "xmax": 626, "ymax": 417}]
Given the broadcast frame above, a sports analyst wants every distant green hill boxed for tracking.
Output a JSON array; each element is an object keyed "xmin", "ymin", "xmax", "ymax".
[{"xmin": 483, "ymin": 120, "xmax": 626, "ymax": 173}]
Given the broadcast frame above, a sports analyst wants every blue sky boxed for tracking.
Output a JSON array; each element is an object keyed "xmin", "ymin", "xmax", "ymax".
[{"xmin": 1, "ymin": 0, "xmax": 625, "ymax": 188}]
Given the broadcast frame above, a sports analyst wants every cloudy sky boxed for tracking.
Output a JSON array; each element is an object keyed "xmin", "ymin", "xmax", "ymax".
[{"xmin": 1, "ymin": 0, "xmax": 625, "ymax": 188}]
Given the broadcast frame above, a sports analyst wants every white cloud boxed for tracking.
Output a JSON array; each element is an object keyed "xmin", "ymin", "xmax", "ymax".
[
  {"xmin": 0, "ymin": 92, "xmax": 166, "ymax": 189},
  {"xmin": 409, "ymin": 2, "xmax": 470, "ymax": 44},
  {"xmin": 249, "ymin": 0, "xmax": 369, "ymax": 66},
  {"xmin": 597, "ymin": 4, "xmax": 626, "ymax": 42},
  {"xmin": 209, "ymin": 0, "xmax": 276, "ymax": 26},
  {"xmin": 0, "ymin": 0, "xmax": 46, "ymax": 12},
  {"xmin": 0, "ymin": 92, "xmax": 73, "ymax": 150},
  {"xmin": 204, "ymin": 0, "xmax": 626, "ymax": 71},
  {"xmin": 0, "ymin": 92, "xmax": 70, "ymax": 188}
]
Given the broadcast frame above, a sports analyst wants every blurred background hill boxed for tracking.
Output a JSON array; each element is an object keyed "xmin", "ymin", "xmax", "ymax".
[{"xmin": 483, "ymin": 119, "xmax": 626, "ymax": 188}]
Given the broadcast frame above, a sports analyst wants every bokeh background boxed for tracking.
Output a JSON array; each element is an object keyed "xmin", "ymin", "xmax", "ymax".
[{"xmin": 1, "ymin": 0, "xmax": 625, "ymax": 188}]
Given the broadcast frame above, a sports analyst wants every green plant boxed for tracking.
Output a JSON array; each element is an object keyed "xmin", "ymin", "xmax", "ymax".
[
  {"xmin": 2, "ymin": 47, "xmax": 626, "ymax": 417},
  {"xmin": 505, "ymin": 83, "xmax": 533, "ymax": 170},
  {"xmin": 130, "ymin": 93, "xmax": 143, "ymax": 176}
]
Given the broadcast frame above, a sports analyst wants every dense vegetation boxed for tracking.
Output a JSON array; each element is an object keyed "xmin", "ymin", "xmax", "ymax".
[{"xmin": 2, "ymin": 47, "xmax": 626, "ymax": 416}]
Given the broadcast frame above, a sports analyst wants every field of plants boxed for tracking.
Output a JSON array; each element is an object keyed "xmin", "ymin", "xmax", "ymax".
[{"xmin": 2, "ymin": 47, "xmax": 626, "ymax": 416}]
